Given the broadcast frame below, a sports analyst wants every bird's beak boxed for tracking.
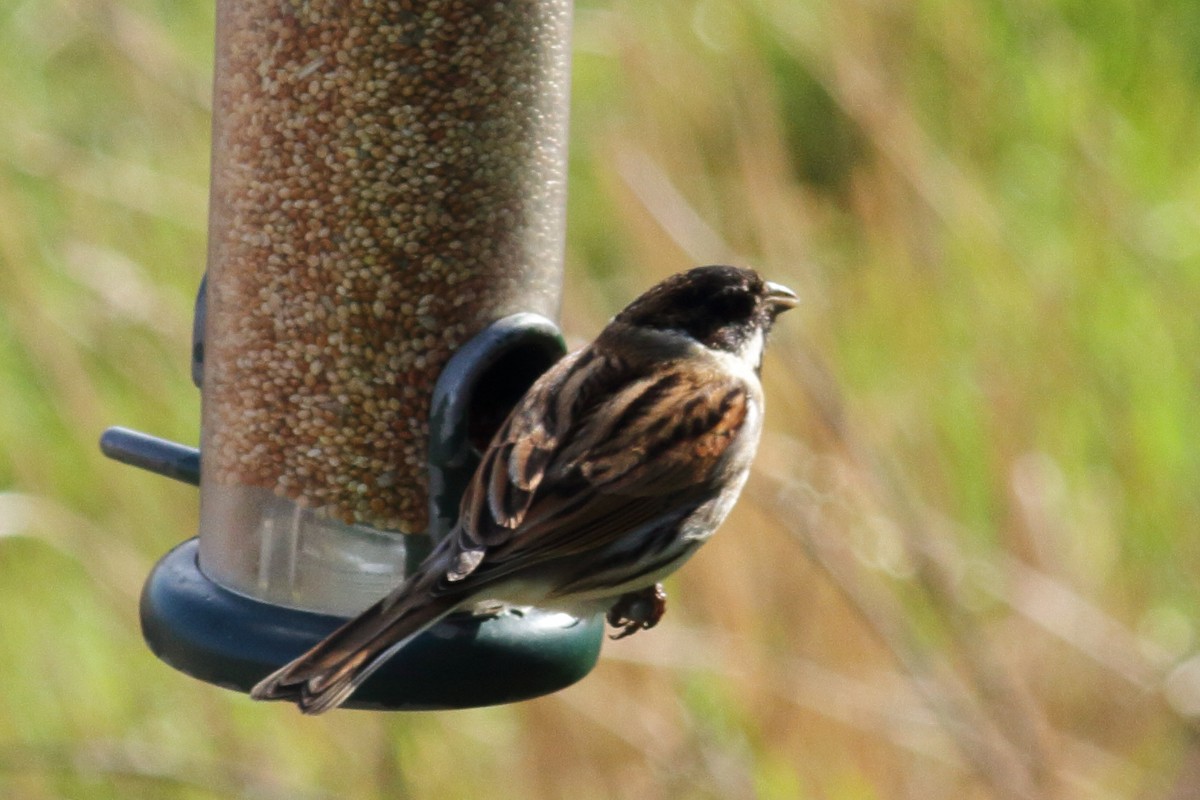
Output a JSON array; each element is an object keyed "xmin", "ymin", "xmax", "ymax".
[{"xmin": 765, "ymin": 282, "xmax": 799, "ymax": 314}]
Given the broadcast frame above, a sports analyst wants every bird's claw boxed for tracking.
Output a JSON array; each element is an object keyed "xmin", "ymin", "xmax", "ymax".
[{"xmin": 606, "ymin": 584, "xmax": 667, "ymax": 640}]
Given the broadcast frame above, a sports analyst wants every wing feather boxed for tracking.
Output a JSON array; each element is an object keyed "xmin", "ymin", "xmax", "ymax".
[{"xmin": 446, "ymin": 348, "xmax": 753, "ymax": 585}]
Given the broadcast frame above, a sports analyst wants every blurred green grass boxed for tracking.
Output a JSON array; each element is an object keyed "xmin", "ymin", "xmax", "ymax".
[{"xmin": 2, "ymin": 0, "xmax": 1199, "ymax": 797}]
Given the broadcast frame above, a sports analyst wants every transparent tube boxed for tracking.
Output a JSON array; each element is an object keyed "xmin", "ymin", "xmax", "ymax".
[{"xmin": 199, "ymin": 0, "xmax": 571, "ymax": 614}]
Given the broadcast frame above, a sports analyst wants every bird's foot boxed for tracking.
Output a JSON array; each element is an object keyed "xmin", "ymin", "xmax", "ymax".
[{"xmin": 606, "ymin": 584, "xmax": 667, "ymax": 640}]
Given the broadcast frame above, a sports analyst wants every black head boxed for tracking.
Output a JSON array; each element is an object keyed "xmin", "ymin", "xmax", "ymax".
[{"xmin": 614, "ymin": 265, "xmax": 797, "ymax": 354}]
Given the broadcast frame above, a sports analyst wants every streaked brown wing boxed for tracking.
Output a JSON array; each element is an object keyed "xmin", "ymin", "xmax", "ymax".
[
  {"xmin": 456, "ymin": 347, "xmax": 605, "ymax": 545},
  {"xmin": 564, "ymin": 371, "xmax": 749, "ymax": 497},
  {"xmin": 449, "ymin": 353, "xmax": 750, "ymax": 583}
]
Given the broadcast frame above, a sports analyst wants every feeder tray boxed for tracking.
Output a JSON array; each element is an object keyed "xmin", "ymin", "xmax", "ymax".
[{"xmin": 102, "ymin": 302, "xmax": 604, "ymax": 710}]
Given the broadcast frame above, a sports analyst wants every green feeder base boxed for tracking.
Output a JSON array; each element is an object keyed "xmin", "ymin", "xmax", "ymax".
[
  {"xmin": 141, "ymin": 538, "xmax": 603, "ymax": 710},
  {"xmin": 108, "ymin": 309, "xmax": 606, "ymax": 710}
]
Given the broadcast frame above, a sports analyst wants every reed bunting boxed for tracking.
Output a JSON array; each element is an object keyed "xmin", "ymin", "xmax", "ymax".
[{"xmin": 252, "ymin": 265, "xmax": 797, "ymax": 713}]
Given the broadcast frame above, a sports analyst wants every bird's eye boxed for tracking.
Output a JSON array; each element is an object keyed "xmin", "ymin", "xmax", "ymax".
[{"xmin": 707, "ymin": 290, "xmax": 755, "ymax": 321}]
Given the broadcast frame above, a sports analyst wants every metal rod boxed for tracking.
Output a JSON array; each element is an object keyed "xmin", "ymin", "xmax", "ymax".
[{"xmin": 100, "ymin": 427, "xmax": 201, "ymax": 486}]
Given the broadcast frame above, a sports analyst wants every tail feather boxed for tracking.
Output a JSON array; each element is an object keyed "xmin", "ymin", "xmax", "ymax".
[{"xmin": 251, "ymin": 572, "xmax": 462, "ymax": 714}]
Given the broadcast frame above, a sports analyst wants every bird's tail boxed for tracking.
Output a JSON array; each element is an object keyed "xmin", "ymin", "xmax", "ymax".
[{"xmin": 250, "ymin": 568, "xmax": 462, "ymax": 714}]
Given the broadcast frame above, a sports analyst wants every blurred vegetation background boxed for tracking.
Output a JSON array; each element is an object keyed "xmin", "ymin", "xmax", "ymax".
[{"xmin": 2, "ymin": 0, "xmax": 1198, "ymax": 797}]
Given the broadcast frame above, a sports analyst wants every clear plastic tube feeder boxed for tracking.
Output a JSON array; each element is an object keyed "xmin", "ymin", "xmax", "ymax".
[{"xmin": 102, "ymin": 0, "xmax": 604, "ymax": 710}]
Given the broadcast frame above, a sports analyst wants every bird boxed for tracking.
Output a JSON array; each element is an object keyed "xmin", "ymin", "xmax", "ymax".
[{"xmin": 251, "ymin": 265, "xmax": 797, "ymax": 713}]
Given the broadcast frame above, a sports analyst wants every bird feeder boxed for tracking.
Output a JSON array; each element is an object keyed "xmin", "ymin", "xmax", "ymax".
[{"xmin": 101, "ymin": 0, "xmax": 604, "ymax": 709}]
